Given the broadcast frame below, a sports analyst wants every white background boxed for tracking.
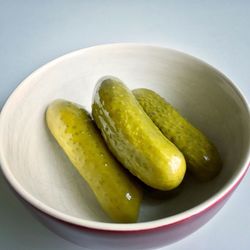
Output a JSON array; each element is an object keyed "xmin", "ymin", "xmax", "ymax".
[{"xmin": 0, "ymin": 1, "xmax": 249, "ymax": 249}]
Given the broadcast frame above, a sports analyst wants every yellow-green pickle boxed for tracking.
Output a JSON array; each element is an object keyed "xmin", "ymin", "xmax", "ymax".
[
  {"xmin": 92, "ymin": 77, "xmax": 186, "ymax": 191},
  {"xmin": 46, "ymin": 99, "xmax": 142, "ymax": 223},
  {"xmin": 133, "ymin": 88, "xmax": 222, "ymax": 181}
]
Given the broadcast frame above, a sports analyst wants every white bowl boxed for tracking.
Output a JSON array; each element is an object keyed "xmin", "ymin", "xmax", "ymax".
[{"xmin": 0, "ymin": 44, "xmax": 249, "ymax": 249}]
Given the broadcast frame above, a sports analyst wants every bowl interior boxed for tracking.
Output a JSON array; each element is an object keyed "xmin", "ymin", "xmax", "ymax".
[{"xmin": 0, "ymin": 44, "xmax": 249, "ymax": 227}]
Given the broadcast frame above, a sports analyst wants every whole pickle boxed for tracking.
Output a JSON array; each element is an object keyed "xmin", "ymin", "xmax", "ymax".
[
  {"xmin": 133, "ymin": 88, "xmax": 222, "ymax": 181},
  {"xmin": 92, "ymin": 77, "xmax": 186, "ymax": 191},
  {"xmin": 46, "ymin": 99, "xmax": 142, "ymax": 223}
]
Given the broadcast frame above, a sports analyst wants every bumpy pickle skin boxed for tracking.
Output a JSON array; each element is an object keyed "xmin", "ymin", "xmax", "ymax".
[
  {"xmin": 92, "ymin": 77, "xmax": 186, "ymax": 191},
  {"xmin": 46, "ymin": 99, "xmax": 142, "ymax": 223},
  {"xmin": 133, "ymin": 88, "xmax": 222, "ymax": 181}
]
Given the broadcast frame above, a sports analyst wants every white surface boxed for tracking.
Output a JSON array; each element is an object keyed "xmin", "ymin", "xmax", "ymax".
[{"xmin": 0, "ymin": 1, "xmax": 249, "ymax": 250}]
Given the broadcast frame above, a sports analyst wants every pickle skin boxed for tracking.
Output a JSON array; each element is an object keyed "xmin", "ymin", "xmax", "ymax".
[
  {"xmin": 92, "ymin": 77, "xmax": 186, "ymax": 191},
  {"xmin": 46, "ymin": 99, "xmax": 142, "ymax": 223},
  {"xmin": 133, "ymin": 88, "xmax": 222, "ymax": 181}
]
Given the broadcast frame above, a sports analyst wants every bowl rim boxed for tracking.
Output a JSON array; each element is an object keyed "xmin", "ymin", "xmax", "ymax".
[{"xmin": 0, "ymin": 43, "xmax": 250, "ymax": 232}]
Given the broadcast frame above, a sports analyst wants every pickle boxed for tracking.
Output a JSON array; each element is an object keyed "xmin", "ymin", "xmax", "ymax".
[
  {"xmin": 46, "ymin": 99, "xmax": 142, "ymax": 223},
  {"xmin": 92, "ymin": 77, "xmax": 186, "ymax": 191},
  {"xmin": 133, "ymin": 88, "xmax": 222, "ymax": 181}
]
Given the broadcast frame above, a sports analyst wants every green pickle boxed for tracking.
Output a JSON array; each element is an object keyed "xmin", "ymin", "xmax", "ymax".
[
  {"xmin": 133, "ymin": 88, "xmax": 222, "ymax": 181},
  {"xmin": 92, "ymin": 77, "xmax": 186, "ymax": 191},
  {"xmin": 46, "ymin": 99, "xmax": 142, "ymax": 223}
]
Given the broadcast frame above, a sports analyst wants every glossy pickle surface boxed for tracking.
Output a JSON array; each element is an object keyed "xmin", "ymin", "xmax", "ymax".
[
  {"xmin": 46, "ymin": 99, "xmax": 142, "ymax": 223},
  {"xmin": 92, "ymin": 78, "xmax": 186, "ymax": 191}
]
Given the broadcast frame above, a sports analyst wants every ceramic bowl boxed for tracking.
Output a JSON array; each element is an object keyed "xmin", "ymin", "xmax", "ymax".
[{"xmin": 0, "ymin": 44, "xmax": 249, "ymax": 250}]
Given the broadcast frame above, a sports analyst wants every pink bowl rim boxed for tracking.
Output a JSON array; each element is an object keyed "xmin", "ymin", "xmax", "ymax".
[{"xmin": 0, "ymin": 43, "xmax": 250, "ymax": 232}]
